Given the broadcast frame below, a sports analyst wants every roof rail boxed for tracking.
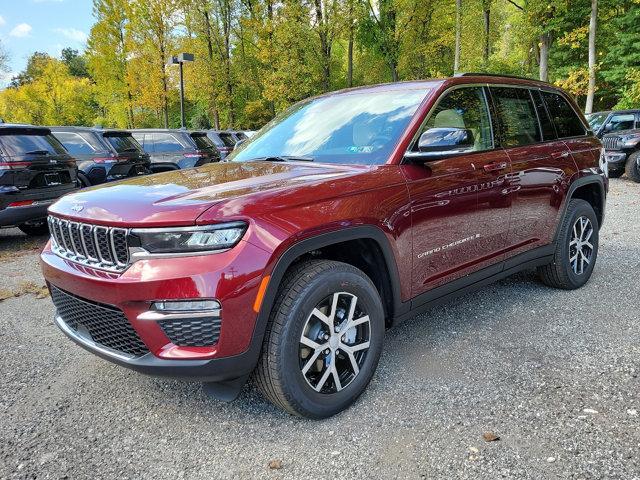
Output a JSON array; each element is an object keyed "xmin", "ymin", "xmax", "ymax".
[{"xmin": 454, "ymin": 72, "xmax": 546, "ymax": 83}]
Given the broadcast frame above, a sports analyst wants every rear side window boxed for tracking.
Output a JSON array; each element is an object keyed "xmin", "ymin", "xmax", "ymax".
[
  {"xmin": 541, "ymin": 91, "xmax": 587, "ymax": 138},
  {"xmin": 190, "ymin": 134, "xmax": 216, "ymax": 150},
  {"xmin": 531, "ymin": 90, "xmax": 557, "ymax": 141},
  {"xmin": 104, "ymin": 134, "xmax": 142, "ymax": 153},
  {"xmin": 0, "ymin": 132, "xmax": 67, "ymax": 156},
  {"xmin": 153, "ymin": 133, "xmax": 188, "ymax": 153},
  {"xmin": 53, "ymin": 131, "xmax": 104, "ymax": 155},
  {"xmin": 490, "ymin": 87, "xmax": 541, "ymax": 147}
]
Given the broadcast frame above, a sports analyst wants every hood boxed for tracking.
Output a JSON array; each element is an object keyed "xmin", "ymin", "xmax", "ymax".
[
  {"xmin": 49, "ymin": 161, "xmax": 368, "ymax": 227},
  {"xmin": 603, "ymin": 129, "xmax": 640, "ymax": 138}
]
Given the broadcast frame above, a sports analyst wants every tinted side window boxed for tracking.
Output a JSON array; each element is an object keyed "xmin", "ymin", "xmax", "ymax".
[
  {"xmin": 607, "ymin": 114, "xmax": 635, "ymax": 132},
  {"xmin": 531, "ymin": 90, "xmax": 557, "ymax": 141},
  {"xmin": 104, "ymin": 134, "xmax": 143, "ymax": 153},
  {"xmin": 54, "ymin": 132, "xmax": 101, "ymax": 155},
  {"xmin": 541, "ymin": 91, "xmax": 587, "ymax": 138},
  {"xmin": 419, "ymin": 87, "xmax": 493, "ymax": 152},
  {"xmin": 153, "ymin": 133, "xmax": 187, "ymax": 153},
  {"xmin": 218, "ymin": 132, "xmax": 237, "ymax": 147},
  {"xmin": 131, "ymin": 133, "xmax": 147, "ymax": 150},
  {"xmin": 490, "ymin": 87, "xmax": 541, "ymax": 147},
  {"xmin": 207, "ymin": 132, "xmax": 225, "ymax": 147},
  {"xmin": 191, "ymin": 134, "xmax": 216, "ymax": 150}
]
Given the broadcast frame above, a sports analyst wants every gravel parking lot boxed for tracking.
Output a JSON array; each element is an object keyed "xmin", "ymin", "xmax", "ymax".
[{"xmin": 1, "ymin": 178, "xmax": 638, "ymax": 479}]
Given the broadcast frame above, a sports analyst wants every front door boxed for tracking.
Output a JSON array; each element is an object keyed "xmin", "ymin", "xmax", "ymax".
[{"xmin": 402, "ymin": 86, "xmax": 511, "ymax": 298}]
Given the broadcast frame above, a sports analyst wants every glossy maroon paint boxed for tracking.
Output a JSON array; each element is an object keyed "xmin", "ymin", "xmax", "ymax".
[{"xmin": 41, "ymin": 75, "xmax": 605, "ymax": 366}]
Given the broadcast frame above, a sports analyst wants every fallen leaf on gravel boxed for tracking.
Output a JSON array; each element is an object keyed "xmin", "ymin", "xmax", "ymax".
[
  {"xmin": 468, "ymin": 446, "xmax": 479, "ymax": 454},
  {"xmin": 482, "ymin": 432, "xmax": 500, "ymax": 442},
  {"xmin": 268, "ymin": 459, "xmax": 283, "ymax": 470},
  {"xmin": 583, "ymin": 408, "xmax": 598, "ymax": 414},
  {"xmin": 0, "ymin": 282, "xmax": 50, "ymax": 303},
  {"xmin": 0, "ymin": 289, "xmax": 13, "ymax": 301}
]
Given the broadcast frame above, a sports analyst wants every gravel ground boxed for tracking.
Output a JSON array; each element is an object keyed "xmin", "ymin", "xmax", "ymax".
[{"xmin": 1, "ymin": 178, "xmax": 639, "ymax": 480}]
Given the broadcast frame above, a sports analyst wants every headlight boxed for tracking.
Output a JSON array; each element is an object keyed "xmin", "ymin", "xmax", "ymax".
[{"xmin": 130, "ymin": 222, "xmax": 247, "ymax": 254}]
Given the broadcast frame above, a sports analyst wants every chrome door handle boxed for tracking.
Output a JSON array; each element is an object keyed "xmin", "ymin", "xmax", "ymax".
[{"xmin": 483, "ymin": 162, "xmax": 508, "ymax": 172}]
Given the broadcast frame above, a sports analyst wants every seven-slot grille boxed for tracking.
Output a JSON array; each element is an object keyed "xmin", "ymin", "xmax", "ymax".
[
  {"xmin": 48, "ymin": 216, "xmax": 129, "ymax": 272},
  {"xmin": 51, "ymin": 285, "xmax": 149, "ymax": 358},
  {"xmin": 603, "ymin": 136, "xmax": 621, "ymax": 150}
]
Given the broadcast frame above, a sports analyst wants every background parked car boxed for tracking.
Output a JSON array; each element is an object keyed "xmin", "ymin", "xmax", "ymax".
[
  {"xmin": 206, "ymin": 130, "xmax": 239, "ymax": 159},
  {"xmin": 131, "ymin": 129, "xmax": 220, "ymax": 172},
  {"xmin": 50, "ymin": 127, "xmax": 151, "ymax": 187},
  {"xmin": 587, "ymin": 109, "xmax": 640, "ymax": 138},
  {"xmin": 602, "ymin": 128, "xmax": 640, "ymax": 181},
  {"xmin": 0, "ymin": 124, "xmax": 77, "ymax": 235}
]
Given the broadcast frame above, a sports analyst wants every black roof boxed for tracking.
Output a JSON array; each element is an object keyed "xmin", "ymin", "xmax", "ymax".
[
  {"xmin": 130, "ymin": 128, "xmax": 207, "ymax": 134},
  {"xmin": 48, "ymin": 126, "xmax": 131, "ymax": 135}
]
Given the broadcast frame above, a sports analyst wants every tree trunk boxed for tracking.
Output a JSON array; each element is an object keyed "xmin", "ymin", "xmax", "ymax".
[
  {"xmin": 454, "ymin": 0, "xmax": 462, "ymax": 73},
  {"xmin": 347, "ymin": 0, "xmax": 354, "ymax": 87},
  {"xmin": 539, "ymin": 33, "xmax": 551, "ymax": 82},
  {"xmin": 585, "ymin": 0, "xmax": 598, "ymax": 114},
  {"xmin": 483, "ymin": 6, "xmax": 490, "ymax": 66},
  {"xmin": 202, "ymin": 8, "xmax": 221, "ymax": 129}
]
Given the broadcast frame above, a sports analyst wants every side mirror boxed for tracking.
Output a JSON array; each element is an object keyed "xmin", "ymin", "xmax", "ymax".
[
  {"xmin": 405, "ymin": 127, "xmax": 475, "ymax": 162},
  {"xmin": 603, "ymin": 123, "xmax": 614, "ymax": 133}
]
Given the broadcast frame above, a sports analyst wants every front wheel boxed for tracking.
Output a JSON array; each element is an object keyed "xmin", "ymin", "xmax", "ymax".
[
  {"xmin": 625, "ymin": 151, "xmax": 640, "ymax": 183},
  {"xmin": 254, "ymin": 260, "xmax": 385, "ymax": 418},
  {"xmin": 537, "ymin": 199, "xmax": 599, "ymax": 290}
]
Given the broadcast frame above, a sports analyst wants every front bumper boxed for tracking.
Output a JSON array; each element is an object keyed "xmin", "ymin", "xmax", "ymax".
[
  {"xmin": 41, "ymin": 239, "xmax": 271, "ymax": 382},
  {"xmin": 0, "ymin": 185, "xmax": 77, "ymax": 227},
  {"xmin": 604, "ymin": 151, "xmax": 628, "ymax": 169}
]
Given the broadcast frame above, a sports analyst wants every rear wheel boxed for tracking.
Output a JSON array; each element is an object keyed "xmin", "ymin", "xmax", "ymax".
[
  {"xmin": 18, "ymin": 220, "xmax": 49, "ymax": 236},
  {"xmin": 625, "ymin": 151, "xmax": 640, "ymax": 183},
  {"xmin": 254, "ymin": 260, "xmax": 385, "ymax": 418},
  {"xmin": 538, "ymin": 199, "xmax": 599, "ymax": 290}
]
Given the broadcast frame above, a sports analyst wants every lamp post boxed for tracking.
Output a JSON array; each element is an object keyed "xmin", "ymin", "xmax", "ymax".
[{"xmin": 167, "ymin": 52, "xmax": 194, "ymax": 129}]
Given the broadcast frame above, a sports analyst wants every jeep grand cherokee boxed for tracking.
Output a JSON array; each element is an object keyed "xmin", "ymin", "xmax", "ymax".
[{"xmin": 41, "ymin": 74, "xmax": 607, "ymax": 418}]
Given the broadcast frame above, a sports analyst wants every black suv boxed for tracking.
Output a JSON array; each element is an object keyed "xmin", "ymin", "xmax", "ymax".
[
  {"xmin": 50, "ymin": 127, "xmax": 151, "ymax": 187},
  {"xmin": 587, "ymin": 110, "xmax": 640, "ymax": 138},
  {"xmin": 0, "ymin": 125, "xmax": 77, "ymax": 235},
  {"xmin": 206, "ymin": 130, "xmax": 238, "ymax": 159},
  {"xmin": 602, "ymin": 129, "xmax": 640, "ymax": 181},
  {"xmin": 131, "ymin": 129, "xmax": 220, "ymax": 172}
]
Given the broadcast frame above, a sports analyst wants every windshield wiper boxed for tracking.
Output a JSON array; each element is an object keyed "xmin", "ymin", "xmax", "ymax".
[
  {"xmin": 260, "ymin": 155, "xmax": 314, "ymax": 162},
  {"xmin": 24, "ymin": 150, "xmax": 50, "ymax": 155}
]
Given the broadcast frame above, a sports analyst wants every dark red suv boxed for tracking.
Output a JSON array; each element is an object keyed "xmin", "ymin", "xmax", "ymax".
[{"xmin": 41, "ymin": 75, "xmax": 607, "ymax": 418}]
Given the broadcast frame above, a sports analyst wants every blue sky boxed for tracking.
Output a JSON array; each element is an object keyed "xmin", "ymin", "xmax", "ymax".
[{"xmin": 0, "ymin": 0, "xmax": 94, "ymax": 86}]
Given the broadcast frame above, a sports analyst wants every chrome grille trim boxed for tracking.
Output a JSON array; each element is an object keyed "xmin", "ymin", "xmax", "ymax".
[
  {"xmin": 48, "ymin": 216, "xmax": 130, "ymax": 273},
  {"xmin": 603, "ymin": 136, "xmax": 621, "ymax": 150}
]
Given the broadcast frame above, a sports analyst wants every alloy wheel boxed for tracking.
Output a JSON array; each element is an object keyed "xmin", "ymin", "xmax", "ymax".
[
  {"xmin": 569, "ymin": 216, "xmax": 594, "ymax": 275},
  {"xmin": 298, "ymin": 292, "xmax": 371, "ymax": 394}
]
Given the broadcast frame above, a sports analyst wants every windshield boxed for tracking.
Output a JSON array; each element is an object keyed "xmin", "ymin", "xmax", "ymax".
[
  {"xmin": 586, "ymin": 112, "xmax": 608, "ymax": 131},
  {"xmin": 231, "ymin": 89, "xmax": 429, "ymax": 165}
]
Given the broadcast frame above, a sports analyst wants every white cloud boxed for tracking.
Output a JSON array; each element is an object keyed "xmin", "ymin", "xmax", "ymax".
[
  {"xmin": 10, "ymin": 23, "xmax": 32, "ymax": 38},
  {"xmin": 0, "ymin": 15, "xmax": 6, "ymax": 27},
  {"xmin": 53, "ymin": 27, "xmax": 87, "ymax": 43}
]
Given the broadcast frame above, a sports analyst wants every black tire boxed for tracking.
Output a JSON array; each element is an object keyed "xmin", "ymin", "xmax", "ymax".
[
  {"xmin": 625, "ymin": 151, "xmax": 640, "ymax": 183},
  {"xmin": 607, "ymin": 169, "xmax": 624, "ymax": 179},
  {"xmin": 77, "ymin": 174, "xmax": 91, "ymax": 188},
  {"xmin": 537, "ymin": 199, "xmax": 599, "ymax": 290},
  {"xmin": 254, "ymin": 260, "xmax": 385, "ymax": 419},
  {"xmin": 18, "ymin": 220, "xmax": 50, "ymax": 236}
]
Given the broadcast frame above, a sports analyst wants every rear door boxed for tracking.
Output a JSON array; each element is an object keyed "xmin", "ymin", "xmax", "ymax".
[{"xmin": 490, "ymin": 86, "xmax": 576, "ymax": 258}]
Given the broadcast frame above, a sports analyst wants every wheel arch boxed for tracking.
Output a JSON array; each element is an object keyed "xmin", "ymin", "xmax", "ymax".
[
  {"xmin": 254, "ymin": 226, "xmax": 405, "ymax": 342},
  {"xmin": 566, "ymin": 175, "xmax": 606, "ymax": 229}
]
